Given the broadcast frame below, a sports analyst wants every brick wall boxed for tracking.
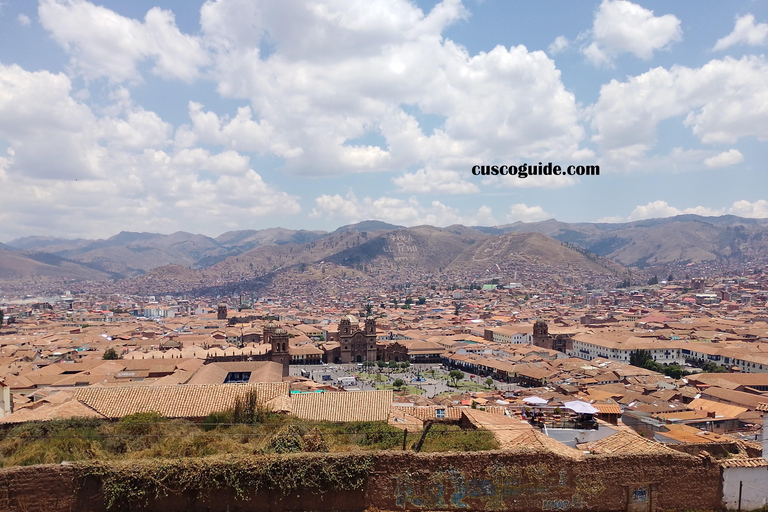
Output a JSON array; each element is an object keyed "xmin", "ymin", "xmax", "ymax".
[{"xmin": 0, "ymin": 450, "xmax": 722, "ymax": 512}]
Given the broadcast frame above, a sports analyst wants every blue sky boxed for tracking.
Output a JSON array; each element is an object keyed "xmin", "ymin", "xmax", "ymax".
[{"xmin": 0, "ymin": 0, "xmax": 766, "ymax": 240}]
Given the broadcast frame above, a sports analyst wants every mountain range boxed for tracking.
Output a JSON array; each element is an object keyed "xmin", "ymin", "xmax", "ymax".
[{"xmin": 2, "ymin": 215, "xmax": 766, "ymax": 288}]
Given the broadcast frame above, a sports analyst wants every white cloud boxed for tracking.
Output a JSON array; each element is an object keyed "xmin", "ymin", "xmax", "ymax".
[
  {"xmin": 0, "ymin": 64, "xmax": 102, "ymax": 180},
  {"xmin": 628, "ymin": 201, "xmax": 683, "ymax": 221},
  {"xmin": 17, "ymin": 14, "xmax": 31, "ymax": 26},
  {"xmin": 729, "ymin": 200, "xmax": 768, "ymax": 219},
  {"xmin": 549, "ymin": 36, "xmax": 569, "ymax": 55},
  {"xmin": 506, "ymin": 204, "xmax": 551, "ymax": 223},
  {"xmin": 38, "ymin": 0, "xmax": 209, "ymax": 83},
  {"xmin": 182, "ymin": 102, "xmax": 301, "ymax": 158},
  {"xmin": 714, "ymin": 14, "xmax": 768, "ymax": 51},
  {"xmin": 625, "ymin": 200, "xmax": 768, "ymax": 222},
  {"xmin": 582, "ymin": 0, "xmax": 681, "ymax": 67},
  {"xmin": 392, "ymin": 168, "xmax": 479, "ymax": 194},
  {"xmin": 310, "ymin": 192, "xmax": 495, "ymax": 226},
  {"xmin": 0, "ymin": 63, "xmax": 300, "ymax": 240},
  {"xmin": 195, "ymin": 0, "xmax": 587, "ymax": 177},
  {"xmin": 590, "ymin": 56, "xmax": 768, "ymax": 164},
  {"xmin": 595, "ymin": 216, "xmax": 625, "ymax": 224},
  {"xmin": 703, "ymin": 149, "xmax": 744, "ymax": 168}
]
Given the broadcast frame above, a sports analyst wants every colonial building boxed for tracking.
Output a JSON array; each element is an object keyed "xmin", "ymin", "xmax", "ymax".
[
  {"xmin": 532, "ymin": 320, "xmax": 573, "ymax": 353},
  {"xmin": 204, "ymin": 321, "xmax": 289, "ymax": 377},
  {"xmin": 338, "ymin": 316, "xmax": 378, "ymax": 363}
]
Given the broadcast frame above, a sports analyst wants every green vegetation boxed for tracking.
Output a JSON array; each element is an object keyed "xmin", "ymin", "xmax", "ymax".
[
  {"xmin": 448, "ymin": 369, "xmax": 465, "ymax": 386},
  {"xmin": 699, "ymin": 361, "xmax": 728, "ymax": 373},
  {"xmin": 629, "ymin": 349, "xmax": 691, "ymax": 379},
  {"xmin": 0, "ymin": 398, "xmax": 495, "ymax": 469},
  {"xmin": 355, "ymin": 372, "xmax": 386, "ymax": 382},
  {"xmin": 72, "ymin": 421, "xmax": 499, "ymax": 510},
  {"xmin": 102, "ymin": 347, "xmax": 120, "ymax": 360},
  {"xmin": 374, "ymin": 383, "xmax": 425, "ymax": 395},
  {"xmin": 77, "ymin": 453, "xmax": 374, "ymax": 511}
]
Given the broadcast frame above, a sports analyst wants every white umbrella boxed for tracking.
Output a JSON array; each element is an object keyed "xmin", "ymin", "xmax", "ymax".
[
  {"xmin": 563, "ymin": 400, "xmax": 600, "ymax": 414},
  {"xmin": 522, "ymin": 396, "xmax": 548, "ymax": 405}
]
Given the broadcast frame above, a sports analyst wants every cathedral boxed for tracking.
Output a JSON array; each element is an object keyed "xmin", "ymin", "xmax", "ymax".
[{"xmin": 338, "ymin": 316, "xmax": 378, "ymax": 363}]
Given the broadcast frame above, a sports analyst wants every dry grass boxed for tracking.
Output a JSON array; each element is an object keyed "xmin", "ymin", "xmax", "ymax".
[{"xmin": 0, "ymin": 412, "xmax": 497, "ymax": 467}]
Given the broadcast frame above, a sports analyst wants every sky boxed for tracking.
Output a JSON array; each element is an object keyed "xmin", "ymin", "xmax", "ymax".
[{"xmin": 0, "ymin": 0, "xmax": 767, "ymax": 241}]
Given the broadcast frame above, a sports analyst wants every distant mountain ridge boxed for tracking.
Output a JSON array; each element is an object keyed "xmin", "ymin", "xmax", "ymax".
[
  {"xmin": 3, "ymin": 215, "xmax": 767, "ymax": 285},
  {"xmin": 488, "ymin": 215, "xmax": 768, "ymax": 266}
]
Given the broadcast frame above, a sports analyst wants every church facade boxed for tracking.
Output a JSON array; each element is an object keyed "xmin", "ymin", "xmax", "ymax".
[{"xmin": 338, "ymin": 316, "xmax": 378, "ymax": 363}]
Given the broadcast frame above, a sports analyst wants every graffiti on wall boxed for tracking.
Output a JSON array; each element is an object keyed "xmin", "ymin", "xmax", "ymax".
[{"xmin": 393, "ymin": 463, "xmax": 606, "ymax": 511}]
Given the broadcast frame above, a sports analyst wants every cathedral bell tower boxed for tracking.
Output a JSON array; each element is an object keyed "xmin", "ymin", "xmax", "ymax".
[{"xmin": 269, "ymin": 325, "xmax": 290, "ymax": 377}]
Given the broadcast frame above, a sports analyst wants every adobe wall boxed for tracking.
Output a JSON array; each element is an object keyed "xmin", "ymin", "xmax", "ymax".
[{"xmin": 0, "ymin": 450, "xmax": 723, "ymax": 512}]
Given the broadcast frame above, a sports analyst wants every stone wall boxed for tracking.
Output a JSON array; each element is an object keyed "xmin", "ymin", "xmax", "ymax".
[{"xmin": 0, "ymin": 449, "xmax": 723, "ymax": 512}]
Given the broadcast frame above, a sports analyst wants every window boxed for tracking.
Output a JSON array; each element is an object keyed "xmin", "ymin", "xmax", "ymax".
[
  {"xmin": 224, "ymin": 372, "xmax": 252, "ymax": 383},
  {"xmin": 436, "ymin": 409, "xmax": 446, "ymax": 419}
]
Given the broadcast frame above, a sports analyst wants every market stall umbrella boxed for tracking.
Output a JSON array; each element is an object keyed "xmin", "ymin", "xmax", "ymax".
[
  {"xmin": 563, "ymin": 400, "xmax": 600, "ymax": 414},
  {"xmin": 522, "ymin": 396, "xmax": 548, "ymax": 405}
]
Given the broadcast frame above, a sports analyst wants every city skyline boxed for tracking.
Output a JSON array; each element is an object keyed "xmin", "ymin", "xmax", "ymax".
[{"xmin": 0, "ymin": 0, "xmax": 767, "ymax": 240}]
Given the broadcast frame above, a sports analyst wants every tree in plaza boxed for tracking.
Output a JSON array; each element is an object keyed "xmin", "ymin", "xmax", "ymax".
[
  {"xmin": 629, "ymin": 349, "xmax": 653, "ymax": 368},
  {"xmin": 400, "ymin": 361, "xmax": 410, "ymax": 370},
  {"xmin": 485, "ymin": 377, "xmax": 494, "ymax": 388},
  {"xmin": 393, "ymin": 378, "xmax": 405, "ymax": 390},
  {"xmin": 103, "ymin": 347, "xmax": 120, "ymax": 360},
  {"xmin": 449, "ymin": 369, "xmax": 464, "ymax": 386}
]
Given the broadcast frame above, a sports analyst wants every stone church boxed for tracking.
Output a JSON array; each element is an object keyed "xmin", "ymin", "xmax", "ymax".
[{"xmin": 338, "ymin": 316, "xmax": 378, "ymax": 363}]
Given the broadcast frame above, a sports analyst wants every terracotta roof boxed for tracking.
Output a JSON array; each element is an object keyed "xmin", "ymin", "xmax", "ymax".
[
  {"xmin": 290, "ymin": 390, "xmax": 393, "ymax": 422},
  {"xmin": 718, "ymin": 458, "xmax": 768, "ymax": 468},
  {"xmin": 392, "ymin": 405, "xmax": 465, "ymax": 421},
  {"xmin": 757, "ymin": 402, "xmax": 768, "ymax": 412},
  {"xmin": 700, "ymin": 386, "xmax": 768, "ymax": 409},
  {"xmin": 460, "ymin": 409, "xmax": 583, "ymax": 458},
  {"xmin": 581, "ymin": 430, "xmax": 679, "ymax": 455},
  {"xmin": 73, "ymin": 382, "xmax": 288, "ymax": 419},
  {"xmin": 688, "ymin": 397, "xmax": 748, "ymax": 418},
  {"xmin": 655, "ymin": 424, "xmax": 734, "ymax": 444},
  {"xmin": 186, "ymin": 361, "xmax": 284, "ymax": 385},
  {"xmin": 0, "ymin": 399, "xmax": 106, "ymax": 424},
  {"xmin": 593, "ymin": 403, "xmax": 622, "ymax": 415}
]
